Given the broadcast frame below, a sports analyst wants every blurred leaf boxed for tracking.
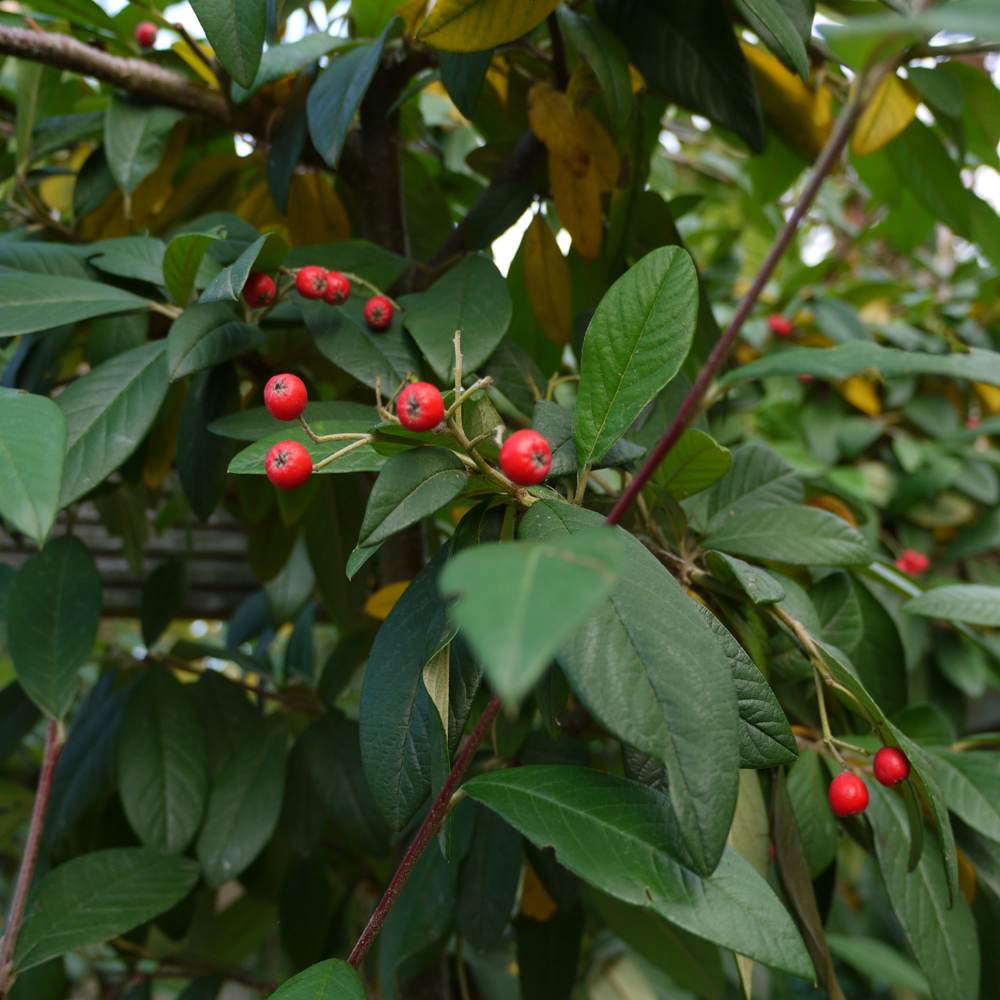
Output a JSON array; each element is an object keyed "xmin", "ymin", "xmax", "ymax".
[
  {"xmin": 905, "ymin": 585, "xmax": 1000, "ymax": 626},
  {"xmin": 167, "ymin": 304, "xmax": 263, "ymax": 380},
  {"xmin": 522, "ymin": 215, "xmax": 571, "ymax": 347},
  {"xmin": 104, "ymin": 99, "xmax": 185, "ymax": 194},
  {"xmin": 266, "ymin": 959, "xmax": 366, "ymax": 999},
  {"xmin": 140, "ymin": 558, "xmax": 189, "ymax": 647},
  {"xmin": 853, "ymin": 74, "xmax": 919, "ymax": 156},
  {"xmin": 418, "ymin": 0, "xmax": 560, "ymax": 49}
]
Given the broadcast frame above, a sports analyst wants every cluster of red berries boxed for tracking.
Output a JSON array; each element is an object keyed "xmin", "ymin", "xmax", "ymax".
[
  {"xmin": 828, "ymin": 746, "xmax": 910, "ymax": 817},
  {"xmin": 894, "ymin": 548, "xmax": 930, "ymax": 577},
  {"xmin": 135, "ymin": 21, "xmax": 157, "ymax": 48},
  {"xmin": 768, "ymin": 313, "xmax": 794, "ymax": 338}
]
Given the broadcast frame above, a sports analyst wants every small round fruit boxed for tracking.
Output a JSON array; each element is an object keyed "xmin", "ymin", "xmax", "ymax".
[
  {"xmin": 265, "ymin": 440, "xmax": 312, "ymax": 490},
  {"xmin": 135, "ymin": 21, "xmax": 157, "ymax": 48},
  {"xmin": 499, "ymin": 429, "xmax": 552, "ymax": 486},
  {"xmin": 242, "ymin": 272, "xmax": 276, "ymax": 309},
  {"xmin": 894, "ymin": 548, "xmax": 929, "ymax": 576},
  {"xmin": 873, "ymin": 747, "xmax": 910, "ymax": 786},
  {"xmin": 966, "ymin": 415, "xmax": 980, "ymax": 429},
  {"xmin": 264, "ymin": 373, "xmax": 308, "ymax": 421},
  {"xmin": 768, "ymin": 313, "xmax": 794, "ymax": 337},
  {"xmin": 324, "ymin": 271, "xmax": 351, "ymax": 305},
  {"xmin": 295, "ymin": 266, "xmax": 328, "ymax": 300},
  {"xmin": 397, "ymin": 382, "xmax": 444, "ymax": 432},
  {"xmin": 828, "ymin": 771, "xmax": 869, "ymax": 817},
  {"xmin": 364, "ymin": 295, "xmax": 393, "ymax": 330}
]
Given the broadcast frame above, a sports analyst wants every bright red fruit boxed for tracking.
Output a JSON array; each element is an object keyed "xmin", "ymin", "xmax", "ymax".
[
  {"xmin": 264, "ymin": 374, "xmax": 307, "ymax": 421},
  {"xmin": 499, "ymin": 429, "xmax": 551, "ymax": 486},
  {"xmin": 966, "ymin": 415, "xmax": 980, "ymax": 429},
  {"xmin": 364, "ymin": 295, "xmax": 393, "ymax": 330},
  {"xmin": 768, "ymin": 313, "xmax": 794, "ymax": 337},
  {"xmin": 895, "ymin": 548, "xmax": 929, "ymax": 576},
  {"xmin": 295, "ymin": 266, "xmax": 327, "ymax": 300},
  {"xmin": 397, "ymin": 382, "xmax": 444, "ymax": 432},
  {"xmin": 135, "ymin": 21, "xmax": 157, "ymax": 48},
  {"xmin": 828, "ymin": 771, "xmax": 869, "ymax": 817},
  {"xmin": 265, "ymin": 441, "xmax": 312, "ymax": 490},
  {"xmin": 324, "ymin": 271, "xmax": 351, "ymax": 305},
  {"xmin": 243, "ymin": 272, "xmax": 276, "ymax": 309},
  {"xmin": 873, "ymin": 747, "xmax": 910, "ymax": 786}
]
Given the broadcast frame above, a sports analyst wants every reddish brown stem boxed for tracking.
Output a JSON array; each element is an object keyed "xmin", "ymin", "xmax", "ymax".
[{"xmin": 0, "ymin": 720, "xmax": 64, "ymax": 998}]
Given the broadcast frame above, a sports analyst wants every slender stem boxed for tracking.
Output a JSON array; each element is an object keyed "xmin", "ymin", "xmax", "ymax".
[
  {"xmin": 347, "ymin": 695, "xmax": 502, "ymax": 968},
  {"xmin": 341, "ymin": 271, "xmax": 402, "ymax": 311},
  {"xmin": 314, "ymin": 435, "xmax": 374, "ymax": 470},
  {"xmin": 443, "ymin": 377, "xmax": 494, "ymax": 420},
  {"xmin": 298, "ymin": 416, "xmax": 369, "ymax": 445},
  {"xmin": 0, "ymin": 720, "xmax": 64, "ymax": 997}
]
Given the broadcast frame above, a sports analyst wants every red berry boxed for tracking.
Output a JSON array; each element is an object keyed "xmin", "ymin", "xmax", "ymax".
[
  {"xmin": 295, "ymin": 266, "xmax": 327, "ymax": 300},
  {"xmin": 324, "ymin": 271, "xmax": 351, "ymax": 305},
  {"xmin": 243, "ymin": 272, "xmax": 276, "ymax": 309},
  {"xmin": 798, "ymin": 373, "xmax": 814, "ymax": 384},
  {"xmin": 135, "ymin": 21, "xmax": 157, "ymax": 48},
  {"xmin": 265, "ymin": 440, "xmax": 312, "ymax": 490},
  {"xmin": 966, "ymin": 415, "xmax": 980, "ymax": 429},
  {"xmin": 894, "ymin": 548, "xmax": 929, "ymax": 576},
  {"xmin": 397, "ymin": 382, "xmax": 444, "ymax": 432},
  {"xmin": 768, "ymin": 313, "xmax": 794, "ymax": 337},
  {"xmin": 499, "ymin": 429, "xmax": 551, "ymax": 486},
  {"xmin": 264, "ymin": 373, "xmax": 308, "ymax": 421},
  {"xmin": 364, "ymin": 295, "xmax": 393, "ymax": 330},
  {"xmin": 873, "ymin": 747, "xmax": 910, "ymax": 786},
  {"xmin": 828, "ymin": 771, "xmax": 869, "ymax": 817}
]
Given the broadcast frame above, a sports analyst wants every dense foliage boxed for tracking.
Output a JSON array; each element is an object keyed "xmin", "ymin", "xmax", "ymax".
[{"xmin": 1, "ymin": 1, "xmax": 999, "ymax": 998}]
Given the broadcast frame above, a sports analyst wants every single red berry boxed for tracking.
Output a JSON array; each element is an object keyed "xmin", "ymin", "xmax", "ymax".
[
  {"xmin": 828, "ymin": 771, "xmax": 869, "ymax": 817},
  {"xmin": 798, "ymin": 373, "xmax": 814, "ymax": 384},
  {"xmin": 324, "ymin": 271, "xmax": 351, "ymax": 305},
  {"xmin": 895, "ymin": 548, "xmax": 929, "ymax": 576},
  {"xmin": 873, "ymin": 746, "xmax": 910, "ymax": 786},
  {"xmin": 499, "ymin": 429, "xmax": 552, "ymax": 486},
  {"xmin": 966, "ymin": 415, "xmax": 980, "ymax": 429},
  {"xmin": 364, "ymin": 295, "xmax": 393, "ymax": 331},
  {"xmin": 295, "ymin": 266, "xmax": 327, "ymax": 300},
  {"xmin": 768, "ymin": 313, "xmax": 794, "ymax": 337},
  {"xmin": 397, "ymin": 382, "xmax": 444, "ymax": 432},
  {"xmin": 264, "ymin": 373, "xmax": 307, "ymax": 422},
  {"xmin": 135, "ymin": 21, "xmax": 157, "ymax": 48},
  {"xmin": 242, "ymin": 272, "xmax": 276, "ymax": 309},
  {"xmin": 265, "ymin": 440, "xmax": 312, "ymax": 490}
]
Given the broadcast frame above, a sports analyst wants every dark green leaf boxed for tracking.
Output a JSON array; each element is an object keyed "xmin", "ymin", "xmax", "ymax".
[
  {"xmin": 265, "ymin": 959, "xmax": 365, "ymax": 1000},
  {"xmin": 928, "ymin": 750, "xmax": 1000, "ymax": 841},
  {"xmin": 652, "ymin": 428, "xmax": 732, "ymax": 500},
  {"xmin": 190, "ymin": 0, "xmax": 265, "ymax": 88},
  {"xmin": 104, "ymin": 99, "xmax": 185, "ymax": 194},
  {"xmin": 558, "ymin": 8, "xmax": 632, "ymax": 126},
  {"xmin": 826, "ymin": 934, "xmax": 931, "ymax": 995},
  {"xmin": 140, "ymin": 559, "xmax": 189, "ymax": 647},
  {"xmin": 228, "ymin": 420, "xmax": 384, "ymax": 477},
  {"xmin": 735, "ymin": 0, "xmax": 809, "ymax": 77},
  {"xmin": 437, "ymin": 48, "xmax": 493, "ymax": 118},
  {"xmin": 232, "ymin": 34, "xmax": 353, "ymax": 102},
  {"xmin": 167, "ymin": 303, "xmax": 263, "ymax": 380},
  {"xmin": 705, "ymin": 552, "xmax": 786, "ymax": 605},
  {"xmin": 199, "ymin": 233, "xmax": 288, "ymax": 304},
  {"xmin": 532, "ymin": 399, "xmax": 644, "ymax": 477},
  {"xmin": 163, "ymin": 231, "xmax": 222, "ymax": 306},
  {"xmin": 905, "ymin": 585, "xmax": 1000, "ymax": 626},
  {"xmin": 89, "ymin": 238, "xmax": 166, "ymax": 285},
  {"xmin": 787, "ymin": 749, "xmax": 838, "ymax": 878}
]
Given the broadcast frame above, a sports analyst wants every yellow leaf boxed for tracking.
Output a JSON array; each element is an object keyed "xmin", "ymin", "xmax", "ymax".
[
  {"xmin": 235, "ymin": 179, "xmax": 286, "ymax": 234},
  {"xmin": 974, "ymin": 382, "xmax": 1000, "ymax": 414},
  {"xmin": 549, "ymin": 151, "xmax": 602, "ymax": 260},
  {"xmin": 365, "ymin": 581, "xmax": 410, "ymax": 620},
  {"xmin": 519, "ymin": 863, "xmax": 557, "ymax": 922},
  {"xmin": 958, "ymin": 846, "xmax": 976, "ymax": 905},
  {"xmin": 40, "ymin": 143, "xmax": 90, "ymax": 215},
  {"xmin": 734, "ymin": 343, "xmax": 759, "ymax": 366},
  {"xmin": 132, "ymin": 121, "xmax": 189, "ymax": 224},
  {"xmin": 522, "ymin": 214, "xmax": 571, "ymax": 346},
  {"xmin": 171, "ymin": 40, "xmax": 220, "ymax": 89},
  {"xmin": 397, "ymin": 0, "xmax": 430, "ymax": 34},
  {"xmin": 857, "ymin": 298, "xmax": 892, "ymax": 324},
  {"xmin": 152, "ymin": 154, "xmax": 242, "ymax": 231},
  {"xmin": 576, "ymin": 108, "xmax": 620, "ymax": 192},
  {"xmin": 287, "ymin": 171, "xmax": 351, "ymax": 245},
  {"xmin": 485, "ymin": 56, "xmax": 509, "ymax": 106},
  {"xmin": 528, "ymin": 84, "xmax": 589, "ymax": 176},
  {"xmin": 418, "ymin": 0, "xmax": 561, "ymax": 51},
  {"xmin": 852, "ymin": 74, "xmax": 919, "ymax": 155},
  {"xmin": 806, "ymin": 494, "xmax": 858, "ymax": 527},
  {"xmin": 837, "ymin": 375, "xmax": 882, "ymax": 416},
  {"xmin": 628, "ymin": 65, "xmax": 645, "ymax": 93}
]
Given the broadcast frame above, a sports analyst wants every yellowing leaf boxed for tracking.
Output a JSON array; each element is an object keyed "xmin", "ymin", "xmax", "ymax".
[
  {"xmin": 132, "ymin": 121, "xmax": 189, "ymax": 224},
  {"xmin": 858, "ymin": 298, "xmax": 892, "ymax": 324},
  {"xmin": 549, "ymin": 151, "xmax": 602, "ymax": 260},
  {"xmin": 523, "ymin": 214, "xmax": 571, "ymax": 346},
  {"xmin": 153, "ymin": 154, "xmax": 242, "ymax": 231},
  {"xmin": 852, "ymin": 74, "xmax": 919, "ymax": 155},
  {"xmin": 806, "ymin": 495, "xmax": 858, "ymax": 527},
  {"xmin": 365, "ymin": 581, "xmax": 410, "ymax": 620},
  {"xmin": 235, "ymin": 179, "xmax": 286, "ymax": 233},
  {"xmin": 171, "ymin": 40, "xmax": 220, "ymax": 88},
  {"xmin": 485, "ymin": 56, "xmax": 509, "ymax": 106},
  {"xmin": 519, "ymin": 863, "xmax": 557, "ymax": 921},
  {"xmin": 528, "ymin": 84, "xmax": 588, "ymax": 176},
  {"xmin": 577, "ymin": 108, "xmax": 620, "ymax": 192},
  {"xmin": 837, "ymin": 375, "xmax": 882, "ymax": 416},
  {"xmin": 958, "ymin": 847, "xmax": 976, "ymax": 905},
  {"xmin": 418, "ymin": 0, "xmax": 561, "ymax": 51},
  {"xmin": 40, "ymin": 144, "xmax": 90, "ymax": 215},
  {"xmin": 287, "ymin": 172, "xmax": 351, "ymax": 246},
  {"xmin": 974, "ymin": 382, "xmax": 1000, "ymax": 414},
  {"xmin": 628, "ymin": 65, "xmax": 645, "ymax": 93}
]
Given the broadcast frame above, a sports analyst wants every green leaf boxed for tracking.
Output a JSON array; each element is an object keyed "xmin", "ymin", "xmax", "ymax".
[
  {"xmin": 104, "ymin": 99, "xmax": 185, "ymax": 193},
  {"xmin": 532, "ymin": 399, "xmax": 644, "ymax": 476},
  {"xmin": 210, "ymin": 401, "xmax": 373, "ymax": 440},
  {"xmin": 399, "ymin": 254, "xmax": 512, "ymax": 382},
  {"xmin": 163, "ymin": 231, "xmax": 222, "ymax": 305},
  {"xmin": 868, "ymin": 782, "xmax": 979, "ymax": 1000},
  {"xmin": 704, "ymin": 507, "xmax": 871, "ymax": 566},
  {"xmin": 167, "ymin": 303, "xmax": 264, "ymax": 380},
  {"xmin": 199, "ymin": 233, "xmax": 288, "ymax": 304},
  {"xmin": 652, "ymin": 428, "xmax": 732, "ymax": 500},
  {"xmin": 89, "ymin": 237, "xmax": 166, "ymax": 285},
  {"xmin": 465, "ymin": 766, "xmax": 811, "ymax": 978},
  {"xmin": 574, "ymin": 246, "xmax": 698, "ymax": 469},
  {"xmin": 705, "ymin": 552, "xmax": 785, "ymax": 605},
  {"xmin": 190, "ymin": 0, "xmax": 265, "ymax": 88},
  {"xmin": 557, "ymin": 9, "xmax": 632, "ymax": 126},
  {"xmin": 734, "ymin": 0, "xmax": 809, "ymax": 77},
  {"xmin": 440, "ymin": 529, "xmax": 627, "ymax": 704},
  {"xmin": 117, "ymin": 669, "xmax": 208, "ymax": 853},
  {"xmin": 57, "ymin": 341, "xmax": 169, "ymax": 506},
  {"xmin": 7, "ymin": 537, "xmax": 100, "ymax": 719},
  {"xmin": 196, "ymin": 716, "xmax": 288, "ymax": 886},
  {"xmin": 228, "ymin": 421, "xmax": 385, "ymax": 477},
  {"xmin": 265, "ymin": 959, "xmax": 366, "ymax": 1000},
  {"xmin": 140, "ymin": 558, "xmax": 189, "ymax": 647},
  {"xmin": 826, "ymin": 934, "xmax": 931, "ymax": 995},
  {"xmin": 0, "ymin": 270, "xmax": 150, "ymax": 337},
  {"xmin": 232, "ymin": 34, "xmax": 353, "ymax": 102},
  {"xmin": 306, "ymin": 21, "xmax": 396, "ymax": 168},
  {"xmin": 13, "ymin": 847, "xmax": 199, "ymax": 974},
  {"xmin": 928, "ymin": 750, "xmax": 1000, "ymax": 842},
  {"xmin": 904, "ymin": 585, "xmax": 1000, "ymax": 626},
  {"xmin": 437, "ymin": 48, "xmax": 494, "ymax": 118},
  {"xmin": 0, "ymin": 389, "xmax": 66, "ymax": 545},
  {"xmin": 787, "ymin": 749, "xmax": 838, "ymax": 879},
  {"xmin": 520, "ymin": 501, "xmax": 739, "ymax": 875}
]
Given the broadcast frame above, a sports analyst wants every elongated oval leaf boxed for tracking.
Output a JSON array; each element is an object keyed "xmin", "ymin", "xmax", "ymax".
[
  {"xmin": 104, "ymin": 99, "xmax": 185, "ymax": 193},
  {"xmin": 418, "ymin": 0, "xmax": 561, "ymax": 50},
  {"xmin": 734, "ymin": 0, "xmax": 809, "ymax": 78},
  {"xmin": 266, "ymin": 959, "xmax": 366, "ymax": 1000},
  {"xmin": 163, "ymin": 230, "xmax": 222, "ymax": 305},
  {"xmin": 167, "ymin": 303, "xmax": 263, "ymax": 379},
  {"xmin": 190, "ymin": 0, "xmax": 265, "ymax": 88},
  {"xmin": 574, "ymin": 246, "xmax": 698, "ymax": 469},
  {"xmin": 904, "ymin": 584, "xmax": 1000, "ymax": 626},
  {"xmin": 652, "ymin": 428, "xmax": 732, "ymax": 500},
  {"xmin": 8, "ymin": 537, "xmax": 101, "ymax": 719},
  {"xmin": 199, "ymin": 232, "xmax": 288, "ymax": 304},
  {"xmin": 228, "ymin": 420, "xmax": 385, "ymax": 477},
  {"xmin": 13, "ymin": 847, "xmax": 199, "ymax": 973},
  {"xmin": 927, "ymin": 749, "xmax": 1000, "ymax": 841}
]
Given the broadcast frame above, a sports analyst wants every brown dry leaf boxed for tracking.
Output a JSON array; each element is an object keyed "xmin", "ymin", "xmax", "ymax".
[{"xmin": 522, "ymin": 214, "xmax": 572, "ymax": 346}]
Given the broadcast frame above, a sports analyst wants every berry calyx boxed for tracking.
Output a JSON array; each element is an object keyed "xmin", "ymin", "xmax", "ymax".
[
  {"xmin": 828, "ymin": 771, "xmax": 869, "ymax": 817},
  {"xmin": 397, "ymin": 382, "xmax": 444, "ymax": 432},
  {"xmin": 324, "ymin": 271, "xmax": 351, "ymax": 305},
  {"xmin": 243, "ymin": 272, "xmax": 276, "ymax": 309},
  {"xmin": 873, "ymin": 747, "xmax": 910, "ymax": 786},
  {"xmin": 264, "ymin": 373, "xmax": 308, "ymax": 421},
  {"xmin": 768, "ymin": 313, "xmax": 794, "ymax": 337},
  {"xmin": 265, "ymin": 440, "xmax": 312, "ymax": 490},
  {"xmin": 499, "ymin": 429, "xmax": 552, "ymax": 486},
  {"xmin": 895, "ymin": 548, "xmax": 929, "ymax": 576},
  {"xmin": 295, "ymin": 266, "xmax": 328, "ymax": 300},
  {"xmin": 135, "ymin": 21, "xmax": 157, "ymax": 48},
  {"xmin": 364, "ymin": 295, "xmax": 393, "ymax": 331}
]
